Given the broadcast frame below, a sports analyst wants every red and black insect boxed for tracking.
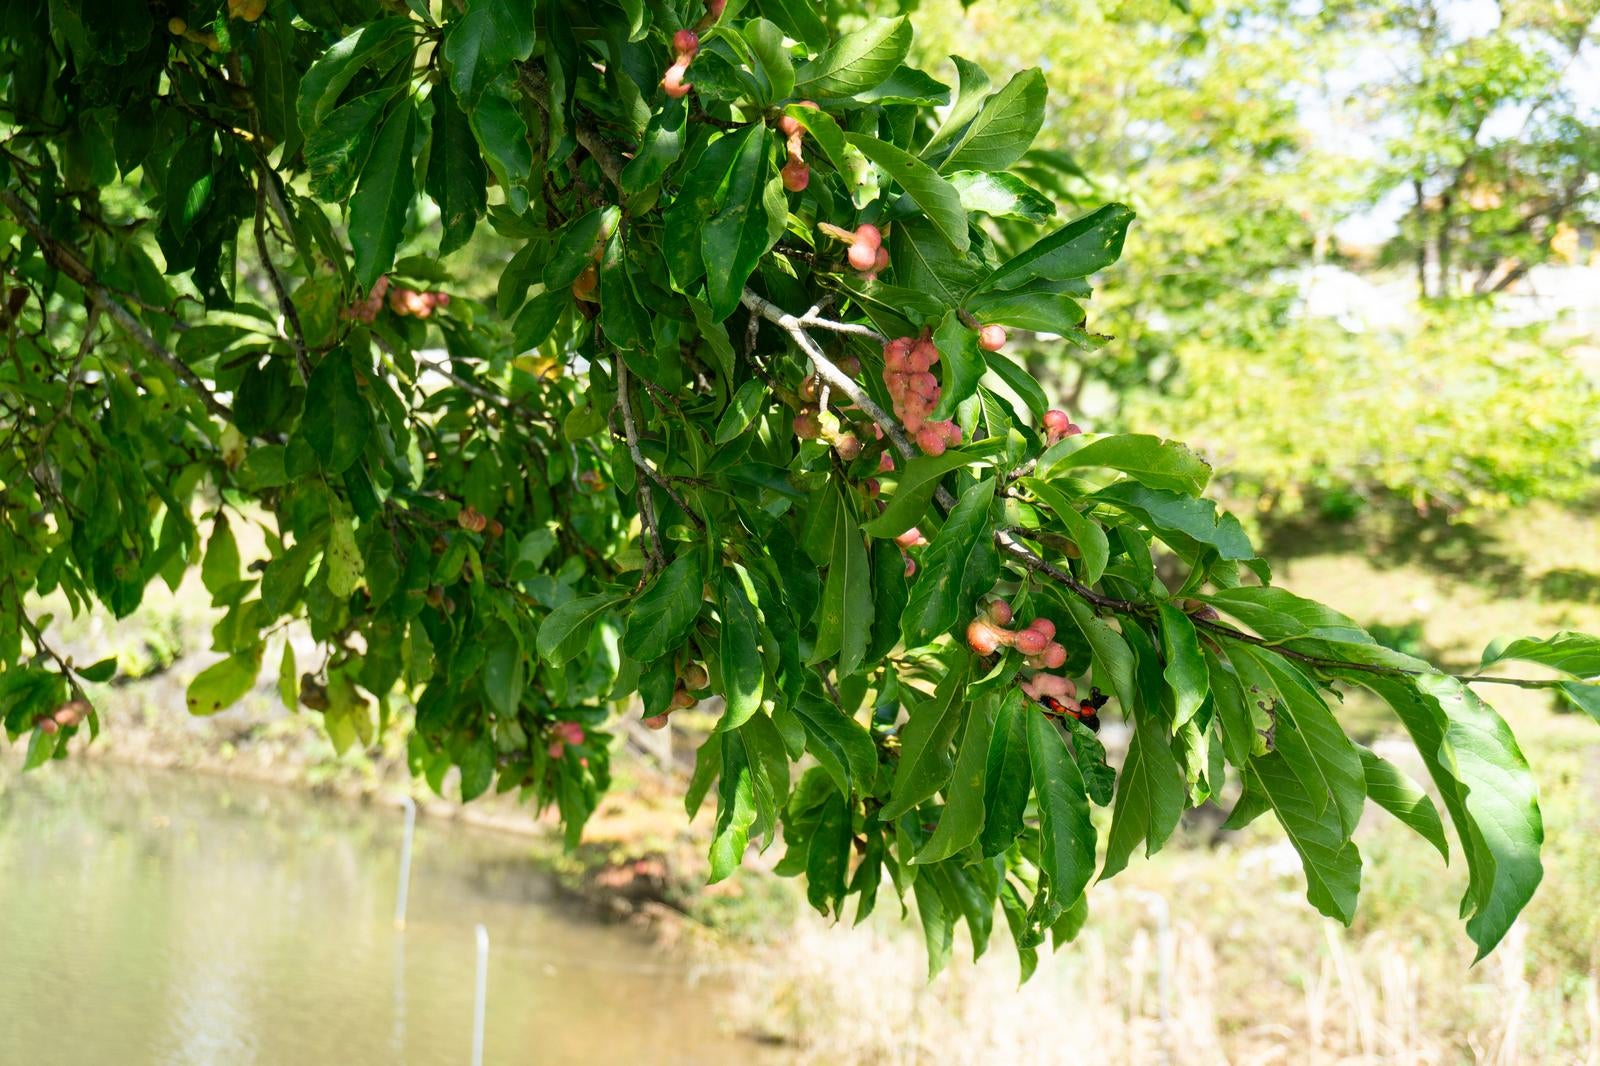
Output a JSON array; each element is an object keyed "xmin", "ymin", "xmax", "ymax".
[{"xmin": 1038, "ymin": 687, "xmax": 1110, "ymax": 733}]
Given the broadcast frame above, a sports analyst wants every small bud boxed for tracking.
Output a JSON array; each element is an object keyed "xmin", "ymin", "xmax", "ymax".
[
  {"xmin": 683, "ymin": 663, "xmax": 709, "ymax": 690},
  {"xmin": 793, "ymin": 408, "xmax": 821, "ymax": 440},
  {"xmin": 548, "ymin": 740, "xmax": 566, "ymax": 759},
  {"xmin": 645, "ymin": 714, "xmax": 671, "ymax": 730},
  {"xmin": 978, "ymin": 324, "xmax": 1007, "ymax": 352},
  {"xmin": 984, "ymin": 600, "xmax": 1014, "ymax": 626},
  {"xmin": 836, "ymin": 354, "xmax": 861, "ymax": 378},
  {"xmin": 834, "ymin": 432, "xmax": 862, "ymax": 460}
]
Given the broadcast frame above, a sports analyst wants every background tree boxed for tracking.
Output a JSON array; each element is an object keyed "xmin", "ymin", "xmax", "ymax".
[{"xmin": 1, "ymin": 0, "xmax": 1596, "ymax": 978}]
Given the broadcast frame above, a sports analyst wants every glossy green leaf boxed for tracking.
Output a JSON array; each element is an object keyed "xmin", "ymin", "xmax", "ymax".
[
  {"xmin": 1360, "ymin": 745, "xmax": 1449, "ymax": 860},
  {"xmin": 1099, "ymin": 703, "xmax": 1185, "ymax": 880},
  {"xmin": 793, "ymin": 17, "xmax": 910, "ymax": 99},
  {"xmin": 1019, "ymin": 477, "xmax": 1109, "ymax": 585},
  {"xmin": 1027, "ymin": 708, "xmax": 1096, "ymax": 912},
  {"xmin": 1246, "ymin": 751, "xmax": 1363, "ymax": 924},
  {"xmin": 1157, "ymin": 603, "xmax": 1209, "ymax": 730},
  {"xmin": 623, "ymin": 552, "xmax": 706, "ymax": 662},
  {"xmin": 425, "ymin": 83, "xmax": 486, "ymax": 254},
  {"xmin": 846, "ymin": 133, "xmax": 969, "ymax": 254},
  {"xmin": 863, "ymin": 448, "xmax": 975, "ymax": 538},
  {"xmin": 915, "ymin": 694, "xmax": 996, "ymax": 864},
  {"xmin": 976, "ymin": 202, "xmax": 1135, "ymax": 294},
  {"xmin": 1050, "ymin": 434, "xmax": 1212, "ymax": 495},
  {"xmin": 185, "ymin": 650, "xmax": 262, "ymax": 717},
  {"xmin": 718, "ymin": 566, "xmax": 765, "ymax": 731},
  {"xmin": 302, "ymin": 350, "xmax": 373, "ymax": 475},
  {"xmin": 703, "ymin": 126, "xmax": 781, "ymax": 320},
  {"xmin": 881, "ymin": 658, "xmax": 969, "ymax": 820},
  {"xmin": 901, "ymin": 477, "xmax": 999, "ymax": 649},
  {"xmin": 349, "ymin": 100, "xmax": 416, "ymax": 289},
  {"xmin": 937, "ymin": 68, "xmax": 1046, "ymax": 173}
]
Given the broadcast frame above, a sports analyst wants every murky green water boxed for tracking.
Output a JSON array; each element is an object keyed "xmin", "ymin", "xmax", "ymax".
[{"xmin": 0, "ymin": 763, "xmax": 762, "ymax": 1064}]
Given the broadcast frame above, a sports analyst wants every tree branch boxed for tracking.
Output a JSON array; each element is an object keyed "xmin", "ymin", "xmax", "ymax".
[
  {"xmin": 0, "ymin": 188, "xmax": 232, "ymax": 421},
  {"xmin": 614, "ymin": 355, "xmax": 668, "ymax": 570}
]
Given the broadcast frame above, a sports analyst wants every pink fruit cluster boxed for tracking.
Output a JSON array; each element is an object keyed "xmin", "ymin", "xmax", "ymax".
[
  {"xmin": 341, "ymin": 275, "xmax": 451, "ymax": 323},
  {"xmin": 645, "ymin": 663, "xmax": 708, "ymax": 730},
  {"xmin": 547, "ymin": 720, "xmax": 586, "ymax": 759},
  {"xmin": 965, "ymin": 600, "xmax": 1069, "ymax": 668},
  {"xmin": 1042, "ymin": 408, "xmax": 1083, "ymax": 445},
  {"xmin": 662, "ymin": 29, "xmax": 698, "ymax": 98},
  {"xmin": 882, "ymin": 334, "xmax": 962, "ymax": 455}
]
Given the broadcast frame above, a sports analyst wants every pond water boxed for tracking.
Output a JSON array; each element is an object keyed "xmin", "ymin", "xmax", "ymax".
[{"xmin": 0, "ymin": 763, "xmax": 768, "ymax": 1064}]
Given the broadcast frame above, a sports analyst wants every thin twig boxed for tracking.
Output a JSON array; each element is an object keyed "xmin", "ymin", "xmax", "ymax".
[
  {"xmin": 253, "ymin": 177, "xmax": 312, "ymax": 380},
  {"xmin": 614, "ymin": 355, "xmax": 667, "ymax": 570}
]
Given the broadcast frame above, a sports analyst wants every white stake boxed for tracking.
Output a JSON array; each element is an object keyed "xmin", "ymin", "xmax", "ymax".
[
  {"xmin": 471, "ymin": 923, "xmax": 490, "ymax": 1066},
  {"xmin": 394, "ymin": 795, "xmax": 416, "ymax": 930}
]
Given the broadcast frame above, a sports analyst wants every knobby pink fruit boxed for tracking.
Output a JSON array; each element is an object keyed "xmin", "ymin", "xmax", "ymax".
[
  {"xmin": 1021, "ymin": 673, "xmax": 1077, "ymax": 702},
  {"xmin": 1028, "ymin": 618, "xmax": 1056, "ymax": 641},
  {"xmin": 854, "ymin": 224, "xmax": 882, "ymax": 250},
  {"xmin": 984, "ymin": 599, "xmax": 1014, "ymax": 626},
  {"xmin": 1040, "ymin": 642, "xmax": 1068, "ymax": 669},
  {"xmin": 645, "ymin": 714, "xmax": 670, "ymax": 730},
  {"xmin": 967, "ymin": 619, "xmax": 1003, "ymax": 656},
  {"xmin": 834, "ymin": 432, "xmax": 862, "ymax": 460},
  {"xmin": 1015, "ymin": 628, "xmax": 1049, "ymax": 656},
  {"xmin": 673, "ymin": 29, "xmax": 699, "ymax": 56},
  {"xmin": 915, "ymin": 426, "xmax": 947, "ymax": 455},
  {"xmin": 548, "ymin": 740, "xmax": 566, "ymax": 759},
  {"xmin": 847, "ymin": 241, "xmax": 877, "ymax": 272},
  {"xmin": 978, "ymin": 324, "xmax": 1007, "ymax": 352}
]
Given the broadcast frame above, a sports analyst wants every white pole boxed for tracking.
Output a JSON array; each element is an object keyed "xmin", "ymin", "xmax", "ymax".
[
  {"xmin": 394, "ymin": 795, "xmax": 416, "ymax": 930},
  {"xmin": 471, "ymin": 923, "xmax": 490, "ymax": 1066}
]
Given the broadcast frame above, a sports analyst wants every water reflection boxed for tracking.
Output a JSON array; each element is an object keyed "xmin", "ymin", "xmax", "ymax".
[{"xmin": 0, "ymin": 763, "xmax": 761, "ymax": 1065}]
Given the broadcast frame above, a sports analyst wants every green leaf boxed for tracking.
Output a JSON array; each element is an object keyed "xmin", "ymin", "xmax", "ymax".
[
  {"xmin": 913, "ymin": 865, "xmax": 956, "ymax": 979},
  {"xmin": 947, "ymin": 170, "xmax": 1055, "ymax": 222},
  {"xmin": 296, "ymin": 19, "xmax": 412, "ymax": 130},
  {"xmin": 441, "ymin": 0, "xmax": 536, "ymax": 106},
  {"xmin": 915, "ymin": 694, "xmax": 997, "ymax": 864},
  {"xmin": 278, "ymin": 641, "xmax": 297, "ymax": 711},
  {"xmin": 846, "ymin": 133, "xmax": 969, "ymax": 254},
  {"xmin": 185, "ymin": 650, "xmax": 262, "ymax": 717},
  {"xmin": 703, "ymin": 126, "xmax": 781, "ymax": 320},
  {"xmin": 863, "ymin": 448, "xmax": 975, "ymax": 539},
  {"xmin": 810, "ymin": 485, "xmax": 873, "ymax": 676},
  {"xmin": 976, "ymin": 202, "xmax": 1135, "ymax": 294},
  {"xmin": 425, "ymin": 83, "xmax": 486, "ymax": 255},
  {"xmin": 302, "ymin": 350, "xmax": 373, "ymax": 475},
  {"xmin": 937, "ymin": 68, "xmax": 1045, "ymax": 173},
  {"xmin": 792, "ymin": 692, "xmax": 877, "ymax": 798},
  {"xmin": 1201, "ymin": 586, "xmax": 1370, "ymax": 644},
  {"xmin": 1019, "ymin": 477, "xmax": 1109, "ymax": 585},
  {"xmin": 930, "ymin": 309, "xmax": 983, "ymax": 420},
  {"xmin": 881, "ymin": 658, "xmax": 969, "ymax": 820},
  {"xmin": 468, "ymin": 85, "xmax": 532, "ymax": 210},
  {"xmin": 1157, "ymin": 604, "xmax": 1208, "ymax": 730},
  {"xmin": 482, "ymin": 630, "xmax": 525, "ymax": 715},
  {"xmin": 792, "ymin": 17, "xmax": 911, "ymax": 99},
  {"xmin": 1027, "ymin": 709, "xmax": 1096, "ymax": 912},
  {"xmin": 1246, "ymin": 751, "xmax": 1363, "ymax": 924},
  {"xmin": 1229, "ymin": 645, "xmax": 1365, "ymax": 836},
  {"xmin": 165, "ymin": 133, "xmax": 215, "ymax": 242},
  {"xmin": 325, "ymin": 504, "xmax": 363, "ymax": 597},
  {"xmin": 1050, "ymin": 434, "xmax": 1212, "ymax": 495},
  {"xmin": 1061, "ymin": 596, "xmax": 1137, "ymax": 713},
  {"xmin": 1481, "ymin": 631, "xmax": 1600, "ymax": 679},
  {"xmin": 305, "ymin": 89, "xmax": 396, "ymax": 203},
  {"xmin": 715, "ymin": 379, "xmax": 768, "ymax": 445},
  {"xmin": 709, "ymin": 727, "xmax": 758, "ymax": 883},
  {"xmin": 983, "ymin": 352, "xmax": 1049, "ymax": 423},
  {"xmin": 200, "ymin": 515, "xmax": 240, "ymax": 598},
  {"xmin": 459, "ymin": 732, "xmax": 495, "ymax": 801},
  {"xmin": 1362, "ymin": 673, "xmax": 1543, "ymax": 959},
  {"xmin": 620, "ymin": 96, "xmax": 688, "ymax": 197},
  {"xmin": 1359, "ymin": 746, "xmax": 1449, "ymax": 860},
  {"xmin": 742, "ymin": 18, "xmax": 796, "ymax": 103},
  {"xmin": 804, "ymin": 792, "xmax": 853, "ymax": 916},
  {"xmin": 623, "ymin": 552, "xmax": 705, "ymax": 663},
  {"xmin": 718, "ymin": 566, "xmax": 765, "ymax": 731},
  {"xmin": 979, "ymin": 688, "xmax": 1032, "ymax": 856},
  {"xmin": 537, "ymin": 594, "xmax": 621, "ymax": 663},
  {"xmin": 854, "ymin": 65, "xmax": 950, "ymax": 106},
  {"xmin": 349, "ymin": 100, "xmax": 417, "ymax": 289},
  {"xmin": 923, "ymin": 55, "xmax": 992, "ymax": 159},
  {"xmin": 901, "ymin": 477, "xmax": 999, "ymax": 649},
  {"xmin": 1099, "ymin": 703, "xmax": 1185, "ymax": 880},
  {"xmin": 1094, "ymin": 482, "xmax": 1255, "ymax": 562},
  {"xmin": 963, "ymin": 287, "xmax": 1085, "ymax": 336},
  {"xmin": 544, "ymin": 208, "xmax": 616, "ymax": 289}
]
